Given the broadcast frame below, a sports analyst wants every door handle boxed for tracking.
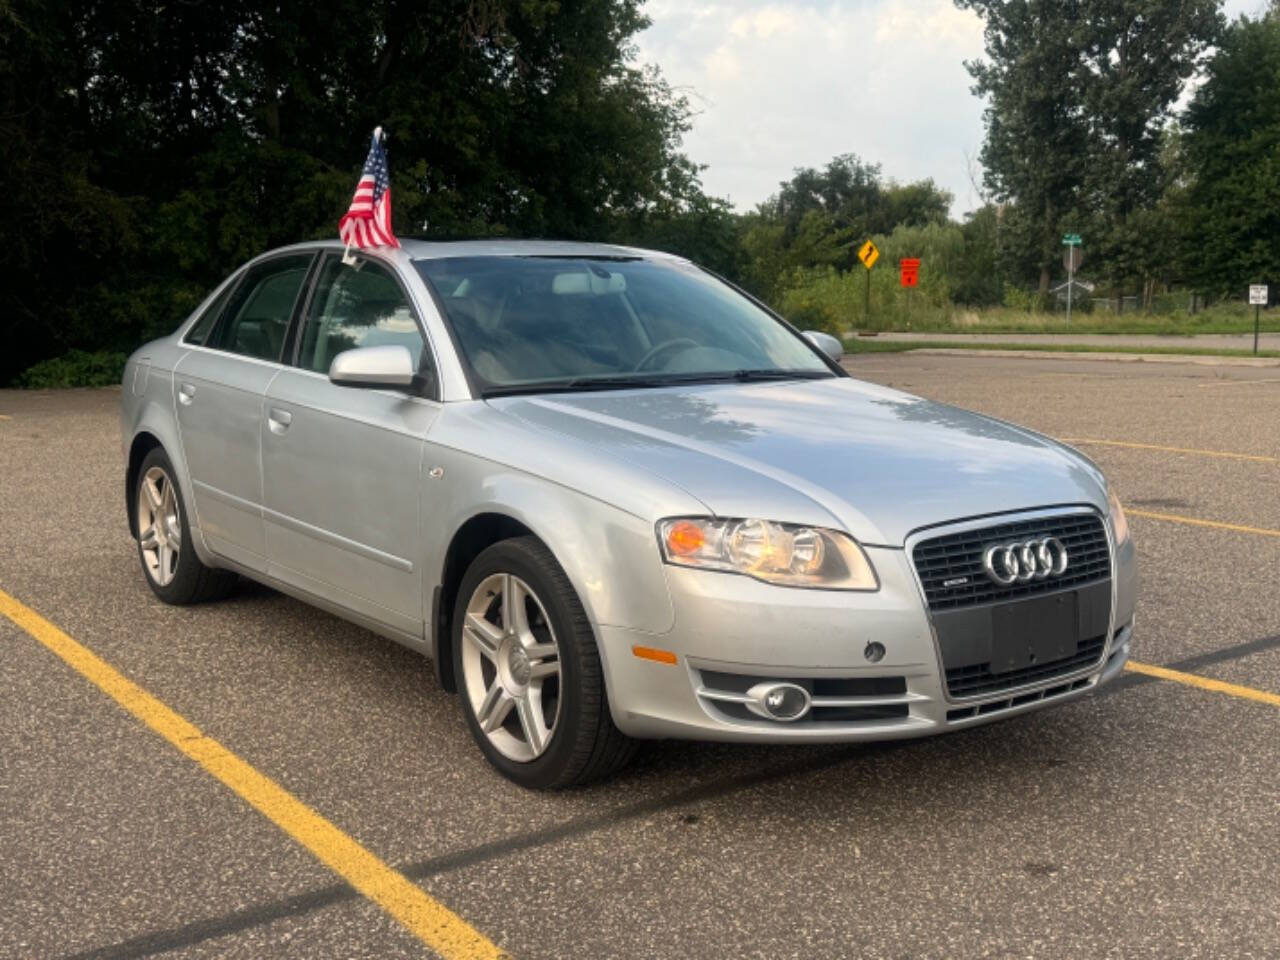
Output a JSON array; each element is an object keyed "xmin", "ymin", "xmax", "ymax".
[
  {"xmin": 178, "ymin": 382, "xmax": 196, "ymax": 405},
  {"xmin": 267, "ymin": 407, "xmax": 293, "ymax": 434}
]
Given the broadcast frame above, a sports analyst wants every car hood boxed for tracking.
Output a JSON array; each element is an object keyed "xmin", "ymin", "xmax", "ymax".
[{"xmin": 491, "ymin": 377, "xmax": 1105, "ymax": 546}]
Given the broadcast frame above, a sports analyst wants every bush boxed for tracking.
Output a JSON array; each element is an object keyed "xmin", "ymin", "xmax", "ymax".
[
  {"xmin": 781, "ymin": 295, "xmax": 842, "ymax": 335},
  {"xmin": 1002, "ymin": 283, "xmax": 1039, "ymax": 311},
  {"xmin": 16, "ymin": 350, "xmax": 128, "ymax": 388}
]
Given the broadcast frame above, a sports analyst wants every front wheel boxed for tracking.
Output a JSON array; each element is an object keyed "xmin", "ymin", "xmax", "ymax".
[
  {"xmin": 453, "ymin": 536, "xmax": 635, "ymax": 789},
  {"xmin": 133, "ymin": 447, "xmax": 237, "ymax": 604}
]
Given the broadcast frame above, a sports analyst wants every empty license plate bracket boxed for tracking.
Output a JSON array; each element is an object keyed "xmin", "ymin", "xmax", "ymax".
[{"xmin": 990, "ymin": 592, "xmax": 1079, "ymax": 673}]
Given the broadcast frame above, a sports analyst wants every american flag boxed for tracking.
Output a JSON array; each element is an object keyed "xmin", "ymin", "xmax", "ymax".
[{"xmin": 339, "ymin": 127, "xmax": 399, "ymax": 249}]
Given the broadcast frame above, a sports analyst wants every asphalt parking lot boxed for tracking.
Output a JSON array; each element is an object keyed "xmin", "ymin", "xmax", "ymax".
[{"xmin": 2, "ymin": 354, "xmax": 1278, "ymax": 960}]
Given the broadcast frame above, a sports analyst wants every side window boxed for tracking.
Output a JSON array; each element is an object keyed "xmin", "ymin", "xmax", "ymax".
[
  {"xmin": 298, "ymin": 258, "xmax": 426, "ymax": 375},
  {"xmin": 183, "ymin": 276, "xmax": 239, "ymax": 345},
  {"xmin": 210, "ymin": 254, "xmax": 313, "ymax": 361}
]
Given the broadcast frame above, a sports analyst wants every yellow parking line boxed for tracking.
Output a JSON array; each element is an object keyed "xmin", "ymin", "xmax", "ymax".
[
  {"xmin": 0, "ymin": 414, "xmax": 11, "ymax": 420},
  {"xmin": 1127, "ymin": 508, "xmax": 1280, "ymax": 539},
  {"xmin": 1126, "ymin": 660, "xmax": 1280, "ymax": 709},
  {"xmin": 0, "ymin": 587, "xmax": 508, "ymax": 960},
  {"xmin": 1059, "ymin": 438, "xmax": 1279, "ymax": 463}
]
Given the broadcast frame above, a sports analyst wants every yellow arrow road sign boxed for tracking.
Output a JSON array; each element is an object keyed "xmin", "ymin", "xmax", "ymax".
[{"xmin": 858, "ymin": 240, "xmax": 880, "ymax": 270}]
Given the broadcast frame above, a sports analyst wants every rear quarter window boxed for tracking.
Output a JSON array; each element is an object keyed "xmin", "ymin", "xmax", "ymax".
[{"xmin": 184, "ymin": 278, "xmax": 240, "ymax": 345}]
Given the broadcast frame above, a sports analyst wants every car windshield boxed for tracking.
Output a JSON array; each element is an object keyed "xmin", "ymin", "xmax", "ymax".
[{"xmin": 413, "ymin": 256, "xmax": 835, "ymax": 396}]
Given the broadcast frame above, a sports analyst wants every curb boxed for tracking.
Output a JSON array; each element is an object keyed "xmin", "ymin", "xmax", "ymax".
[{"xmin": 895, "ymin": 348, "xmax": 1280, "ymax": 368}]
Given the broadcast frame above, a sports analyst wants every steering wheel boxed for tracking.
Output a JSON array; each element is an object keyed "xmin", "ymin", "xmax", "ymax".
[{"xmin": 634, "ymin": 338, "xmax": 698, "ymax": 372}]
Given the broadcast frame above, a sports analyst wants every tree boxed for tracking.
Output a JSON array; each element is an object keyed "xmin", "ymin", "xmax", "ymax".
[
  {"xmin": 0, "ymin": 0, "xmax": 710, "ymax": 383},
  {"xmin": 758, "ymin": 154, "xmax": 950, "ymax": 255},
  {"xmin": 955, "ymin": 1, "xmax": 1092, "ymax": 295},
  {"xmin": 954, "ymin": 204, "xmax": 1006, "ymax": 306},
  {"xmin": 1077, "ymin": 0, "xmax": 1222, "ymax": 296},
  {"xmin": 1180, "ymin": 12, "xmax": 1280, "ymax": 296},
  {"xmin": 739, "ymin": 154, "xmax": 952, "ymax": 300},
  {"xmin": 957, "ymin": 0, "xmax": 1221, "ymax": 299}
]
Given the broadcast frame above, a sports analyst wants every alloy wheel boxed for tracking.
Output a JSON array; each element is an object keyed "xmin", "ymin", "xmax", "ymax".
[
  {"xmin": 137, "ymin": 465, "xmax": 181, "ymax": 587},
  {"xmin": 460, "ymin": 573, "xmax": 563, "ymax": 762}
]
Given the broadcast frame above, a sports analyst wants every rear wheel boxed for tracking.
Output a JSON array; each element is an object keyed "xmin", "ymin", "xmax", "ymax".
[
  {"xmin": 134, "ymin": 447, "xmax": 237, "ymax": 604},
  {"xmin": 453, "ymin": 536, "xmax": 635, "ymax": 788}
]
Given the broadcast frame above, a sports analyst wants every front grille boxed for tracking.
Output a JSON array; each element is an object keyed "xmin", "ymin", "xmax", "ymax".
[
  {"xmin": 946, "ymin": 676, "xmax": 1094, "ymax": 722},
  {"xmin": 945, "ymin": 633, "xmax": 1107, "ymax": 698},
  {"xmin": 912, "ymin": 512, "xmax": 1110, "ymax": 611},
  {"xmin": 710, "ymin": 701, "xmax": 910, "ymax": 724}
]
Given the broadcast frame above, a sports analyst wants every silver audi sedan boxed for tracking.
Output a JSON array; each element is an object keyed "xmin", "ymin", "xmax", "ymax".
[{"xmin": 121, "ymin": 239, "xmax": 1137, "ymax": 788}]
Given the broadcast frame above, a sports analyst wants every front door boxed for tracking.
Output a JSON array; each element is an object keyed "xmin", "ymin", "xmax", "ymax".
[
  {"xmin": 173, "ymin": 253, "xmax": 314, "ymax": 571},
  {"xmin": 261, "ymin": 254, "xmax": 437, "ymax": 638}
]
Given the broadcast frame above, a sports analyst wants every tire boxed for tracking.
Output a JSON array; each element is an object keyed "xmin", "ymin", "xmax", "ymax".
[
  {"xmin": 452, "ymin": 536, "xmax": 636, "ymax": 789},
  {"xmin": 133, "ymin": 447, "xmax": 237, "ymax": 605}
]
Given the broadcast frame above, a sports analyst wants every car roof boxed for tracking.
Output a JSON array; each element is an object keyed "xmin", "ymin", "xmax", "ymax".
[{"xmin": 262, "ymin": 238, "xmax": 683, "ymax": 263}]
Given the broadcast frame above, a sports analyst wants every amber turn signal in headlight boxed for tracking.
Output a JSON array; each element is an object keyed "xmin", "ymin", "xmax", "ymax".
[
  {"xmin": 657, "ymin": 517, "xmax": 879, "ymax": 590},
  {"xmin": 1107, "ymin": 487, "xmax": 1130, "ymax": 545}
]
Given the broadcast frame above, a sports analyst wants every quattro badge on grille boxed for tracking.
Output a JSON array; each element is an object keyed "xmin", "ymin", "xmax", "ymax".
[{"xmin": 981, "ymin": 537, "xmax": 1069, "ymax": 586}]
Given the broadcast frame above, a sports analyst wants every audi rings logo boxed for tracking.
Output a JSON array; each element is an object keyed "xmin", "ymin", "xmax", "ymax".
[{"xmin": 981, "ymin": 537, "xmax": 1070, "ymax": 586}]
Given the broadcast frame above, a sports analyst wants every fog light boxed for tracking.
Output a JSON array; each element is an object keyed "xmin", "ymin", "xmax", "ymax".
[
  {"xmin": 864, "ymin": 641, "xmax": 886, "ymax": 663},
  {"xmin": 745, "ymin": 682, "xmax": 811, "ymax": 721}
]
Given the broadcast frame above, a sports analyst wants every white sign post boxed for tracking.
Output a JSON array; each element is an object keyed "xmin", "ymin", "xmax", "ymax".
[{"xmin": 1249, "ymin": 285, "xmax": 1268, "ymax": 354}]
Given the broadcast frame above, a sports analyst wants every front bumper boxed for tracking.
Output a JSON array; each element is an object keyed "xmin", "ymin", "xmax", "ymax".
[{"xmin": 596, "ymin": 527, "xmax": 1136, "ymax": 742}]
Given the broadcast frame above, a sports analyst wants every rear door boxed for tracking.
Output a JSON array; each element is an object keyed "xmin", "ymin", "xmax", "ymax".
[
  {"xmin": 260, "ymin": 253, "xmax": 438, "ymax": 638},
  {"xmin": 173, "ymin": 252, "xmax": 315, "ymax": 571}
]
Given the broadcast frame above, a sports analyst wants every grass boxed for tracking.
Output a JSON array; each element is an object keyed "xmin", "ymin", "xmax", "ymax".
[
  {"xmin": 842, "ymin": 338, "xmax": 1280, "ymax": 359},
  {"xmin": 851, "ymin": 304, "xmax": 1280, "ymax": 337}
]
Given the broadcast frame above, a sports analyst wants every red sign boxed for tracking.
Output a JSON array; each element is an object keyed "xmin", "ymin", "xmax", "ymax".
[{"xmin": 900, "ymin": 258, "xmax": 921, "ymax": 288}]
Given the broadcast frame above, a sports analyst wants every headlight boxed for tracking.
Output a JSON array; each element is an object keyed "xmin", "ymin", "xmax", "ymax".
[
  {"xmin": 657, "ymin": 517, "xmax": 879, "ymax": 590},
  {"xmin": 1107, "ymin": 487, "xmax": 1130, "ymax": 545}
]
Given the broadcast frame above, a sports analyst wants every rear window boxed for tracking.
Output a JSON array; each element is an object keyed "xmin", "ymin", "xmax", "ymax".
[
  {"xmin": 183, "ymin": 278, "xmax": 239, "ymax": 345},
  {"xmin": 208, "ymin": 254, "xmax": 313, "ymax": 361}
]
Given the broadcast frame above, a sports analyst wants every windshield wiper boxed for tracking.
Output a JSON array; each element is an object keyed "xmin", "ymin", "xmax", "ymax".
[
  {"xmin": 660, "ymin": 369, "xmax": 835, "ymax": 384},
  {"xmin": 562, "ymin": 375, "xmax": 671, "ymax": 390},
  {"xmin": 733, "ymin": 368, "xmax": 834, "ymax": 381},
  {"xmin": 481, "ymin": 376, "xmax": 668, "ymax": 398},
  {"xmin": 480, "ymin": 369, "xmax": 833, "ymax": 398}
]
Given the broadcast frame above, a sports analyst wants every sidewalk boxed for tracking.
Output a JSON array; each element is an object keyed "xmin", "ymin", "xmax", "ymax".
[
  {"xmin": 903, "ymin": 347, "xmax": 1280, "ymax": 368},
  {"xmin": 866, "ymin": 331, "xmax": 1280, "ymax": 351}
]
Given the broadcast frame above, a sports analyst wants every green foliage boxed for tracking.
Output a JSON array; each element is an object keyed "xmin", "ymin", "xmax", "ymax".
[
  {"xmin": 1180, "ymin": 13, "xmax": 1280, "ymax": 296},
  {"xmin": 956, "ymin": 0, "xmax": 1223, "ymax": 293},
  {"xmin": 757, "ymin": 154, "xmax": 951, "ymax": 250},
  {"xmin": 737, "ymin": 155, "xmax": 952, "ymax": 303},
  {"xmin": 16, "ymin": 351, "xmax": 128, "ymax": 389},
  {"xmin": 1002, "ymin": 284, "xmax": 1039, "ymax": 312},
  {"xmin": 0, "ymin": 0, "xmax": 718, "ymax": 384},
  {"xmin": 774, "ymin": 220, "xmax": 1004, "ymax": 332},
  {"xmin": 953, "ymin": 205, "xmax": 1005, "ymax": 305},
  {"xmin": 778, "ymin": 290, "xmax": 842, "ymax": 336},
  {"xmin": 3, "ymin": 0, "xmax": 1271, "ymax": 386}
]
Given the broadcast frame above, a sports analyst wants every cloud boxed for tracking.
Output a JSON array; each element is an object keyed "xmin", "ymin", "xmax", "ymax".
[
  {"xmin": 636, "ymin": 0, "xmax": 1261, "ymax": 217},
  {"xmin": 637, "ymin": 1, "xmax": 986, "ymax": 215}
]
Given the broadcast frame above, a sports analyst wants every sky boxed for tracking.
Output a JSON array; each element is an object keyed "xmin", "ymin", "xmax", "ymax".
[{"xmin": 634, "ymin": 0, "xmax": 1265, "ymax": 217}]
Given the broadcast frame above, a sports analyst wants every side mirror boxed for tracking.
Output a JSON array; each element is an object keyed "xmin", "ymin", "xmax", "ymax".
[
  {"xmin": 328, "ymin": 345, "xmax": 415, "ymax": 389},
  {"xmin": 803, "ymin": 330, "xmax": 844, "ymax": 362}
]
